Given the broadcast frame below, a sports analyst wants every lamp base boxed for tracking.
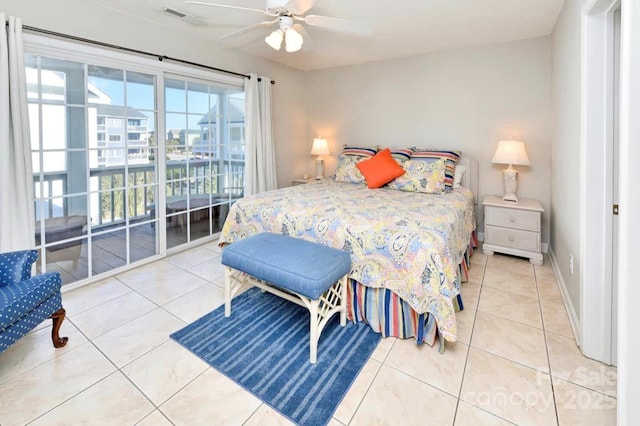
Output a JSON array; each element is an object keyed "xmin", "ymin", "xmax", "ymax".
[
  {"xmin": 502, "ymin": 168, "xmax": 519, "ymax": 203},
  {"xmin": 315, "ymin": 158, "xmax": 324, "ymax": 180},
  {"xmin": 503, "ymin": 192, "xmax": 519, "ymax": 203}
]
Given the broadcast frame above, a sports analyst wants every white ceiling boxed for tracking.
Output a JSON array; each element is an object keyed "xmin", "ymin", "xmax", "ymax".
[{"xmin": 89, "ymin": 0, "xmax": 565, "ymax": 71}]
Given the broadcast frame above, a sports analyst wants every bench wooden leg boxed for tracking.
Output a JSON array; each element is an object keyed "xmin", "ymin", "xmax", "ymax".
[
  {"xmin": 224, "ymin": 267, "xmax": 232, "ymax": 317},
  {"xmin": 339, "ymin": 275, "xmax": 347, "ymax": 327},
  {"xmin": 50, "ymin": 308, "xmax": 69, "ymax": 348},
  {"xmin": 309, "ymin": 299, "xmax": 320, "ymax": 364},
  {"xmin": 308, "ymin": 274, "xmax": 350, "ymax": 364}
]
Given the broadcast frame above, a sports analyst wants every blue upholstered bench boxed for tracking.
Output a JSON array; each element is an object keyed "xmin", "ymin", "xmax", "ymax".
[{"xmin": 221, "ymin": 233, "xmax": 351, "ymax": 364}]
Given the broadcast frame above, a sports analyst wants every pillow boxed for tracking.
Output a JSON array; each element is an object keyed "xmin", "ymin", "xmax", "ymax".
[
  {"xmin": 333, "ymin": 155, "xmax": 366, "ymax": 184},
  {"xmin": 342, "ymin": 146, "xmax": 377, "ymax": 158},
  {"xmin": 409, "ymin": 148, "xmax": 461, "ymax": 191},
  {"xmin": 453, "ymin": 165, "xmax": 466, "ymax": 189},
  {"xmin": 387, "ymin": 158, "xmax": 446, "ymax": 194},
  {"xmin": 389, "ymin": 148, "xmax": 412, "ymax": 162},
  {"xmin": 356, "ymin": 148, "xmax": 405, "ymax": 189}
]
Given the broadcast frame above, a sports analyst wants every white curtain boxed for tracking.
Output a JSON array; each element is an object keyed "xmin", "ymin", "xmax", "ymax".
[
  {"xmin": 0, "ymin": 15, "xmax": 35, "ymax": 251},
  {"xmin": 244, "ymin": 73, "xmax": 277, "ymax": 196}
]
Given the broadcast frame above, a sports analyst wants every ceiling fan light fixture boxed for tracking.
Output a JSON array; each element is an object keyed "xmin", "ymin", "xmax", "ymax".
[
  {"xmin": 265, "ymin": 29, "xmax": 284, "ymax": 50},
  {"xmin": 284, "ymin": 28, "xmax": 303, "ymax": 52}
]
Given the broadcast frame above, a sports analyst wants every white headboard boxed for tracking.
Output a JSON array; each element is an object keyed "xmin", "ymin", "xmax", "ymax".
[{"xmin": 458, "ymin": 155, "xmax": 479, "ymax": 205}]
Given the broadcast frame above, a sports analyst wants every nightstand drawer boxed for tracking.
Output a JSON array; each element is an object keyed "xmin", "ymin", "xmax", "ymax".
[
  {"xmin": 485, "ymin": 226, "xmax": 540, "ymax": 252},
  {"xmin": 485, "ymin": 206, "xmax": 540, "ymax": 232}
]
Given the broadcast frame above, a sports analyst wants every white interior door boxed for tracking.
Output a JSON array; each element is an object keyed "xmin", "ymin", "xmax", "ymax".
[
  {"xmin": 581, "ymin": 0, "xmax": 621, "ymax": 365},
  {"xmin": 610, "ymin": 8, "xmax": 620, "ymax": 367}
]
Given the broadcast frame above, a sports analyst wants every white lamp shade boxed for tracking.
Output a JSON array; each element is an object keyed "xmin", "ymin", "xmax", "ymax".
[
  {"xmin": 285, "ymin": 28, "xmax": 303, "ymax": 52},
  {"xmin": 310, "ymin": 138, "xmax": 330, "ymax": 156},
  {"xmin": 265, "ymin": 29, "xmax": 283, "ymax": 50},
  {"xmin": 491, "ymin": 140, "xmax": 531, "ymax": 166}
]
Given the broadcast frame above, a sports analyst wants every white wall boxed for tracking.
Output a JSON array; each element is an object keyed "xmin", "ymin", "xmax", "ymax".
[
  {"xmin": 304, "ymin": 37, "xmax": 553, "ymax": 243},
  {"xmin": 1, "ymin": 0, "xmax": 307, "ymax": 189},
  {"xmin": 550, "ymin": 0, "xmax": 586, "ymax": 322}
]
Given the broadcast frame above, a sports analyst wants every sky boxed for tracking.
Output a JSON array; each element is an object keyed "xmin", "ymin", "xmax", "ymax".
[{"xmin": 89, "ymin": 75, "xmax": 244, "ymax": 132}]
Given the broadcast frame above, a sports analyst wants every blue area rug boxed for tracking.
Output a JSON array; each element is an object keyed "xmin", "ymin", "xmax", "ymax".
[{"xmin": 170, "ymin": 287, "xmax": 381, "ymax": 426}]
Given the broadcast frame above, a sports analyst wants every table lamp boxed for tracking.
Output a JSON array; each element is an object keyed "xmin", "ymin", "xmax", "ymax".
[
  {"xmin": 310, "ymin": 138, "xmax": 330, "ymax": 179},
  {"xmin": 491, "ymin": 140, "xmax": 531, "ymax": 202}
]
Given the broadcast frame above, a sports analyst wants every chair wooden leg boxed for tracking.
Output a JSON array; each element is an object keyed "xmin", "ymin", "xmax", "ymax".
[{"xmin": 50, "ymin": 308, "xmax": 69, "ymax": 348}]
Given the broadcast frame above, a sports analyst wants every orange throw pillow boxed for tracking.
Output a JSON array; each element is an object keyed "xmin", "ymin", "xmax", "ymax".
[{"xmin": 356, "ymin": 148, "xmax": 405, "ymax": 189}]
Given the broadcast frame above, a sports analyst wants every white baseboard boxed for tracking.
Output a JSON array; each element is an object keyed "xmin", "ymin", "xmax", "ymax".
[
  {"xmin": 548, "ymin": 246, "xmax": 581, "ymax": 347},
  {"xmin": 477, "ymin": 232, "xmax": 549, "ymax": 253}
]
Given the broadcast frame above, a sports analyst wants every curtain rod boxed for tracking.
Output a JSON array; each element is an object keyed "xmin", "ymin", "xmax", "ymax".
[{"xmin": 5, "ymin": 21, "xmax": 275, "ymax": 84}]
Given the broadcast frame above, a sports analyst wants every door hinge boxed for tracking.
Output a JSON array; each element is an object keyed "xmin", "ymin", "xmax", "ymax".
[{"xmin": 613, "ymin": 204, "xmax": 619, "ymax": 215}]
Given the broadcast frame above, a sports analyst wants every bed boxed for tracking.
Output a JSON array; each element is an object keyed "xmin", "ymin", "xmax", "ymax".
[{"xmin": 219, "ymin": 156, "xmax": 478, "ymax": 349}]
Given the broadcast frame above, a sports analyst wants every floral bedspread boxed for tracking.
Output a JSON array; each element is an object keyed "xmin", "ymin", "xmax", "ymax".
[{"xmin": 219, "ymin": 180, "xmax": 475, "ymax": 342}]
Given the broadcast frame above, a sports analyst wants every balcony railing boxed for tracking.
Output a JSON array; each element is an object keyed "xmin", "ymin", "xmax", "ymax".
[
  {"xmin": 34, "ymin": 158, "xmax": 245, "ymax": 228},
  {"xmin": 34, "ymin": 172, "xmax": 68, "ymax": 218},
  {"xmin": 127, "ymin": 125, "xmax": 147, "ymax": 131}
]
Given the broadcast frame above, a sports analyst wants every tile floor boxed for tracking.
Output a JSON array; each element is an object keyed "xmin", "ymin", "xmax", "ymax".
[{"xmin": 0, "ymin": 244, "xmax": 617, "ymax": 425}]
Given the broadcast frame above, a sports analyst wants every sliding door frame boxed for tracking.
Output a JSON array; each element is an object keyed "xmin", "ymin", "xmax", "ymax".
[{"xmin": 23, "ymin": 33, "xmax": 244, "ymax": 290}]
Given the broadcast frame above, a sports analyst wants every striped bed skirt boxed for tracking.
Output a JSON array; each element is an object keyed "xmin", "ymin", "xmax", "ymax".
[{"xmin": 346, "ymin": 231, "xmax": 477, "ymax": 353}]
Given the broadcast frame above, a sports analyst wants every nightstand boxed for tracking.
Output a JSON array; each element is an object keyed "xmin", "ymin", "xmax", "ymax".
[
  {"xmin": 292, "ymin": 177, "xmax": 312, "ymax": 186},
  {"xmin": 292, "ymin": 177, "xmax": 322, "ymax": 186},
  {"xmin": 482, "ymin": 195, "xmax": 544, "ymax": 265}
]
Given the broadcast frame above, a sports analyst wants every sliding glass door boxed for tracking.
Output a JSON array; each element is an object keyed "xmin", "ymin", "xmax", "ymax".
[
  {"xmin": 28, "ymin": 55, "xmax": 159, "ymax": 284},
  {"xmin": 25, "ymin": 44, "xmax": 245, "ymax": 286},
  {"xmin": 164, "ymin": 77, "xmax": 245, "ymax": 249}
]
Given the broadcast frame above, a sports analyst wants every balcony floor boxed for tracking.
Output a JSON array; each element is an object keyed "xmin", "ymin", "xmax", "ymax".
[{"xmin": 40, "ymin": 213, "xmax": 224, "ymax": 285}]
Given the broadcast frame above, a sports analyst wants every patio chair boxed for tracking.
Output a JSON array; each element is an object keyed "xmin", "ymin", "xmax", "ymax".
[{"xmin": 35, "ymin": 215, "xmax": 87, "ymax": 268}]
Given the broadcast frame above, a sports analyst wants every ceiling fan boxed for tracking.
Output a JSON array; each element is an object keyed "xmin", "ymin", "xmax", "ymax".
[{"xmin": 185, "ymin": 0, "xmax": 373, "ymax": 53}]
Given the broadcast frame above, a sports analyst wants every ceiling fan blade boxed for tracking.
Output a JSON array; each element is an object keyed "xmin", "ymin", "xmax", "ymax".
[
  {"xmin": 303, "ymin": 15, "xmax": 373, "ymax": 36},
  {"xmin": 185, "ymin": 1, "xmax": 275, "ymax": 17},
  {"xmin": 285, "ymin": 0, "xmax": 316, "ymax": 15},
  {"xmin": 293, "ymin": 24, "xmax": 315, "ymax": 51},
  {"xmin": 219, "ymin": 19, "xmax": 279, "ymax": 40}
]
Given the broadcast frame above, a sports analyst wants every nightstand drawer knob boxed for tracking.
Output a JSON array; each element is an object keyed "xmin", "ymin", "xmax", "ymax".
[
  {"xmin": 509, "ymin": 216, "xmax": 516, "ymax": 223},
  {"xmin": 508, "ymin": 235, "xmax": 515, "ymax": 242}
]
